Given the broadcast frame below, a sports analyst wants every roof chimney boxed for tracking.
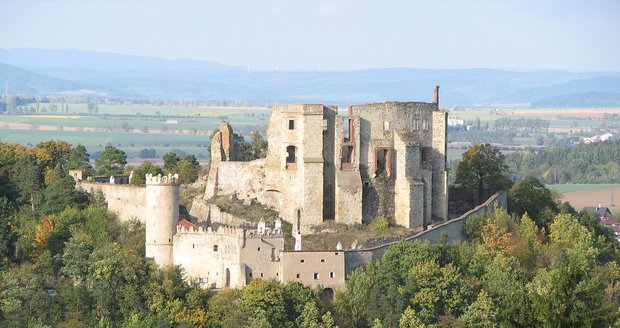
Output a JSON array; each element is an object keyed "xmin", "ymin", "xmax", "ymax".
[{"xmin": 433, "ymin": 85, "xmax": 440, "ymax": 105}]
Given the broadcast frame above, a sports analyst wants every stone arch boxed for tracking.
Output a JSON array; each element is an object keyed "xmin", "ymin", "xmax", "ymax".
[{"xmin": 320, "ymin": 287, "xmax": 334, "ymax": 301}]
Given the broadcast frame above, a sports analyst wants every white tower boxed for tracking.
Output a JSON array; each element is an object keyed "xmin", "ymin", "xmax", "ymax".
[{"xmin": 145, "ymin": 173, "xmax": 179, "ymax": 266}]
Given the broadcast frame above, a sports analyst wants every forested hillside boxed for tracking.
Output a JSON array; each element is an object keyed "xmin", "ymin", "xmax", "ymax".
[{"xmin": 507, "ymin": 139, "xmax": 620, "ymax": 184}]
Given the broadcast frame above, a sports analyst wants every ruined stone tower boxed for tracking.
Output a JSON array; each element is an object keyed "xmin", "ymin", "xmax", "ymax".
[
  {"xmin": 145, "ymin": 173, "xmax": 180, "ymax": 266},
  {"xmin": 202, "ymin": 87, "xmax": 448, "ymax": 232}
]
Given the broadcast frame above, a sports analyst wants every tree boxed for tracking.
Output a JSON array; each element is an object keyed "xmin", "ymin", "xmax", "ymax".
[
  {"xmin": 11, "ymin": 153, "xmax": 43, "ymax": 209},
  {"xmin": 459, "ymin": 290, "xmax": 498, "ymax": 328},
  {"xmin": 95, "ymin": 145, "xmax": 127, "ymax": 176},
  {"xmin": 39, "ymin": 167, "xmax": 88, "ymax": 215},
  {"xmin": 455, "ymin": 143, "xmax": 511, "ymax": 200},
  {"xmin": 175, "ymin": 155, "xmax": 201, "ymax": 184},
  {"xmin": 129, "ymin": 161, "xmax": 163, "ymax": 186},
  {"xmin": 0, "ymin": 197, "xmax": 16, "ymax": 267},
  {"xmin": 240, "ymin": 280, "xmax": 287, "ymax": 327},
  {"xmin": 34, "ymin": 140, "xmax": 71, "ymax": 170},
  {"xmin": 66, "ymin": 145, "xmax": 93, "ymax": 176},
  {"xmin": 162, "ymin": 152, "xmax": 179, "ymax": 173},
  {"xmin": 508, "ymin": 176, "xmax": 558, "ymax": 229}
]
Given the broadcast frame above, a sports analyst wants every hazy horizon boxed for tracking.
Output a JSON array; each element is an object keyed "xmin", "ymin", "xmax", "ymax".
[{"xmin": 1, "ymin": 0, "xmax": 619, "ymax": 72}]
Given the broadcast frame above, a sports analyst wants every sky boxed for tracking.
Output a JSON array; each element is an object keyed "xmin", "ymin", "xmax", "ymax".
[{"xmin": 1, "ymin": 0, "xmax": 619, "ymax": 71}]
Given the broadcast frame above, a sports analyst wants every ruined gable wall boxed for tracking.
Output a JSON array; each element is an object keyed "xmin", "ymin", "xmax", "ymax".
[
  {"xmin": 350, "ymin": 102, "xmax": 436, "ymax": 223},
  {"xmin": 213, "ymin": 160, "xmax": 266, "ymax": 201},
  {"xmin": 78, "ymin": 182, "xmax": 146, "ymax": 223}
]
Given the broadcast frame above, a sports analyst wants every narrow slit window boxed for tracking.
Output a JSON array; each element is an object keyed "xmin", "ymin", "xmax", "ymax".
[
  {"xmin": 383, "ymin": 121, "xmax": 390, "ymax": 131},
  {"xmin": 288, "ymin": 119, "xmax": 295, "ymax": 130},
  {"xmin": 313, "ymin": 273, "xmax": 320, "ymax": 280}
]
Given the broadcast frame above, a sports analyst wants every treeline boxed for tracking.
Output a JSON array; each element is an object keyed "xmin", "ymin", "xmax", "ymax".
[
  {"xmin": 507, "ymin": 139, "xmax": 620, "ymax": 183},
  {"xmin": 494, "ymin": 118, "xmax": 549, "ymax": 133}
]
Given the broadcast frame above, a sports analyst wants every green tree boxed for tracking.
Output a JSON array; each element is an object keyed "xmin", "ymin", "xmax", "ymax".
[
  {"xmin": 508, "ymin": 176, "xmax": 558, "ymax": 229},
  {"xmin": 459, "ymin": 290, "xmax": 497, "ymax": 328},
  {"xmin": 129, "ymin": 161, "xmax": 163, "ymax": 186},
  {"xmin": 240, "ymin": 280, "xmax": 287, "ymax": 328},
  {"xmin": 455, "ymin": 143, "xmax": 511, "ymax": 200},
  {"xmin": 11, "ymin": 153, "xmax": 43, "ymax": 209},
  {"xmin": 39, "ymin": 167, "xmax": 88, "ymax": 215},
  {"xmin": 162, "ymin": 152, "xmax": 179, "ymax": 173},
  {"xmin": 175, "ymin": 155, "xmax": 201, "ymax": 184},
  {"xmin": 66, "ymin": 144, "xmax": 93, "ymax": 175},
  {"xmin": 399, "ymin": 306, "xmax": 427, "ymax": 328},
  {"xmin": 0, "ymin": 197, "xmax": 16, "ymax": 267},
  {"xmin": 95, "ymin": 145, "xmax": 127, "ymax": 176}
]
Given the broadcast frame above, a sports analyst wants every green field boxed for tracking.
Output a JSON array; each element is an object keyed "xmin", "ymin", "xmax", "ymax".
[{"xmin": 546, "ymin": 184, "xmax": 620, "ymax": 194}]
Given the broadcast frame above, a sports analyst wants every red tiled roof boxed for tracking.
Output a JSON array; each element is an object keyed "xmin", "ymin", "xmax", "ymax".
[{"xmin": 179, "ymin": 218, "xmax": 199, "ymax": 229}]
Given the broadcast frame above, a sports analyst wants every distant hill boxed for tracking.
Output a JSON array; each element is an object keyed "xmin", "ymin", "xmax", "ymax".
[{"xmin": 1, "ymin": 48, "xmax": 619, "ymax": 107}]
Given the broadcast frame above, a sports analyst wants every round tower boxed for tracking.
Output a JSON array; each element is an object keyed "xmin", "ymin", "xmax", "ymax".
[{"xmin": 145, "ymin": 173, "xmax": 179, "ymax": 266}]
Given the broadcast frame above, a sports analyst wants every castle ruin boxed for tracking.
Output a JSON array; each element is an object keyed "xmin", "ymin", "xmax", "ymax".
[
  {"xmin": 73, "ymin": 87, "xmax": 449, "ymax": 290},
  {"xmin": 204, "ymin": 87, "xmax": 448, "ymax": 232}
]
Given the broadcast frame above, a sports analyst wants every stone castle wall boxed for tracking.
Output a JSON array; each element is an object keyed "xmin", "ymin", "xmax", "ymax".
[{"xmin": 78, "ymin": 182, "xmax": 147, "ymax": 222}]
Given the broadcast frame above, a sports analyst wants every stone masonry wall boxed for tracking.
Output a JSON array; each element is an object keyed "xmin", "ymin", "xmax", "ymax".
[
  {"xmin": 78, "ymin": 182, "xmax": 146, "ymax": 222},
  {"xmin": 350, "ymin": 102, "xmax": 436, "ymax": 223}
]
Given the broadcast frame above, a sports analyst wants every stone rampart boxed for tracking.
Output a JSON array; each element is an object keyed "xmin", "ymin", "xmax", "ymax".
[
  {"xmin": 344, "ymin": 191, "xmax": 507, "ymax": 275},
  {"xmin": 78, "ymin": 182, "xmax": 147, "ymax": 222}
]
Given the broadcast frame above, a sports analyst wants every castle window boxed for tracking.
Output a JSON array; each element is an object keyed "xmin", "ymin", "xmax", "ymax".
[
  {"xmin": 364, "ymin": 181, "xmax": 370, "ymax": 187},
  {"xmin": 260, "ymin": 273, "xmax": 264, "ymax": 278},
  {"xmin": 344, "ymin": 118, "xmax": 352, "ymax": 142},
  {"xmin": 300, "ymin": 259, "xmax": 305, "ymax": 263},
  {"xmin": 286, "ymin": 146, "xmax": 297, "ymax": 169},
  {"xmin": 383, "ymin": 121, "xmax": 390, "ymax": 131},
  {"xmin": 257, "ymin": 247, "xmax": 261, "ymax": 252},
  {"xmin": 322, "ymin": 119, "xmax": 328, "ymax": 131},
  {"xmin": 296, "ymin": 273, "xmax": 301, "ymax": 278},
  {"xmin": 192, "ymin": 244, "xmax": 195, "ymax": 249},
  {"xmin": 422, "ymin": 119, "xmax": 428, "ymax": 130},
  {"xmin": 249, "ymin": 272, "xmax": 252, "ymax": 278},
  {"xmin": 313, "ymin": 273, "xmax": 320, "ymax": 280},
  {"xmin": 335, "ymin": 252, "xmax": 339, "ymax": 255},
  {"xmin": 330, "ymin": 272, "xmax": 335, "ymax": 278},
  {"xmin": 288, "ymin": 119, "xmax": 295, "ymax": 130},
  {"xmin": 320, "ymin": 259, "xmax": 325, "ymax": 263},
  {"xmin": 413, "ymin": 119, "xmax": 419, "ymax": 130},
  {"xmin": 341, "ymin": 146, "xmax": 354, "ymax": 169},
  {"xmin": 213, "ymin": 245, "xmax": 218, "ymax": 252},
  {"xmin": 375, "ymin": 148, "xmax": 391, "ymax": 174}
]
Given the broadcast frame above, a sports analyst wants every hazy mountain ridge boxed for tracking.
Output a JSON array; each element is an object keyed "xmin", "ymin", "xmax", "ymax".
[{"xmin": 1, "ymin": 48, "xmax": 619, "ymax": 107}]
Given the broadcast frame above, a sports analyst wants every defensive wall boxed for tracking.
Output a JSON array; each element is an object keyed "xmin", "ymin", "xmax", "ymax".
[
  {"xmin": 78, "ymin": 182, "xmax": 147, "ymax": 223},
  {"xmin": 343, "ymin": 190, "xmax": 507, "ymax": 276}
]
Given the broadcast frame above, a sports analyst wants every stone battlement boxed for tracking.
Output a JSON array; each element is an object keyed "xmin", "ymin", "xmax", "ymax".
[
  {"xmin": 176, "ymin": 221, "xmax": 284, "ymax": 239},
  {"xmin": 146, "ymin": 173, "xmax": 179, "ymax": 185}
]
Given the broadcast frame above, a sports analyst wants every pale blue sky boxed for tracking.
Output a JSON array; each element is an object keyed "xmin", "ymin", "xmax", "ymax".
[{"xmin": 1, "ymin": 0, "xmax": 619, "ymax": 71}]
